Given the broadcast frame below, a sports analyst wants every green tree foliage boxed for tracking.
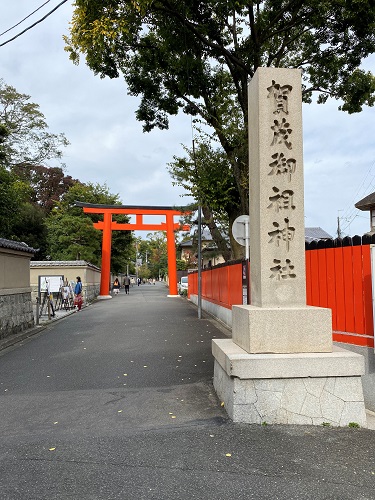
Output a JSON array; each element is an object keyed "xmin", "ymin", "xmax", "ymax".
[
  {"xmin": 46, "ymin": 182, "xmax": 133, "ymax": 271},
  {"xmin": 12, "ymin": 163, "xmax": 78, "ymax": 212},
  {"xmin": 11, "ymin": 203, "xmax": 49, "ymax": 256},
  {"xmin": 0, "ymin": 124, "xmax": 8, "ymax": 164},
  {"xmin": 0, "ymin": 81, "xmax": 74, "ymax": 255},
  {"xmin": 1, "ymin": 164, "xmax": 78, "ymax": 258},
  {"xmin": 176, "ymin": 259, "xmax": 189, "ymax": 271},
  {"xmin": 146, "ymin": 232, "xmax": 168, "ymax": 278},
  {"xmin": 0, "ymin": 80, "xmax": 69, "ymax": 168},
  {"xmin": 132, "ymin": 233, "xmax": 169, "ymax": 279},
  {"xmin": 169, "ymin": 137, "xmax": 237, "ymax": 259},
  {"xmin": 65, "ymin": 0, "xmax": 375, "ymax": 257},
  {"xmin": 0, "ymin": 165, "xmax": 31, "ymax": 239}
]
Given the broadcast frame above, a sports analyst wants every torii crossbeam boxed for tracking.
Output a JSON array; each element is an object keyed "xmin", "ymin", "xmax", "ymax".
[{"xmin": 75, "ymin": 202, "xmax": 190, "ymax": 297}]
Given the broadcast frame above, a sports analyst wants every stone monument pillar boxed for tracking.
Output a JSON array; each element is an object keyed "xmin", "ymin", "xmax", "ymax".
[{"xmin": 212, "ymin": 67, "xmax": 367, "ymax": 426}]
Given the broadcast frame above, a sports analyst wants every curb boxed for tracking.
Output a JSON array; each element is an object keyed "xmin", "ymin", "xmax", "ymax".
[
  {"xmin": 0, "ymin": 324, "xmax": 47, "ymax": 352},
  {"xmin": 0, "ymin": 306, "xmax": 82, "ymax": 352}
]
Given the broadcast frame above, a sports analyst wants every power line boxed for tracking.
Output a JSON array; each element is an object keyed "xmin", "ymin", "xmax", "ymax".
[
  {"xmin": 0, "ymin": 1, "xmax": 51, "ymax": 37},
  {"xmin": 0, "ymin": 0, "xmax": 68, "ymax": 48},
  {"xmin": 341, "ymin": 159, "xmax": 375, "ymax": 219},
  {"xmin": 337, "ymin": 159, "xmax": 375, "ymax": 234}
]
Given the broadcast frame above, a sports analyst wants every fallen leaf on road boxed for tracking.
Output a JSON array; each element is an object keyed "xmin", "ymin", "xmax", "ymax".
[
  {"xmin": 225, "ymin": 453, "xmax": 232, "ymax": 457},
  {"xmin": 49, "ymin": 447, "xmax": 56, "ymax": 451}
]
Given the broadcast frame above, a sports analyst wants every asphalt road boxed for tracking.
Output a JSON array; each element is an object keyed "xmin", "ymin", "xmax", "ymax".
[{"xmin": 0, "ymin": 282, "xmax": 375, "ymax": 499}]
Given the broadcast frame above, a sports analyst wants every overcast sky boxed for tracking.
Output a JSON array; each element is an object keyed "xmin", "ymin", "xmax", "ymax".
[{"xmin": 1, "ymin": 1, "xmax": 374, "ymax": 238}]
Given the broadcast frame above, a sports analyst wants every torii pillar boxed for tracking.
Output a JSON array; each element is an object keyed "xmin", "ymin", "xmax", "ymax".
[{"xmin": 75, "ymin": 203, "xmax": 190, "ymax": 298}]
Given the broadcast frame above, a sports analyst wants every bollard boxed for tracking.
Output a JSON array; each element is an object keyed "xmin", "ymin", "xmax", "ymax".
[{"xmin": 36, "ymin": 297, "xmax": 40, "ymax": 325}]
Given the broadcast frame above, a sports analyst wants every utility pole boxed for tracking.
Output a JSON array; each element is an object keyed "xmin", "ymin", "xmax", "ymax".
[
  {"xmin": 192, "ymin": 138, "xmax": 202, "ymax": 319},
  {"xmin": 135, "ymin": 240, "xmax": 138, "ymax": 282},
  {"xmin": 337, "ymin": 210, "xmax": 343, "ymax": 238}
]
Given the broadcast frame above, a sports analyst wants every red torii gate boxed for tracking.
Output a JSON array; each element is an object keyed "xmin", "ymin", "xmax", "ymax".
[{"xmin": 75, "ymin": 202, "xmax": 190, "ymax": 297}]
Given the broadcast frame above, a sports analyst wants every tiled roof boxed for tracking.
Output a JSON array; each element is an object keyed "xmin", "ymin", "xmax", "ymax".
[
  {"xmin": 355, "ymin": 192, "xmax": 375, "ymax": 211},
  {"xmin": 30, "ymin": 260, "xmax": 100, "ymax": 270},
  {"xmin": 0, "ymin": 238, "xmax": 37, "ymax": 254},
  {"xmin": 180, "ymin": 229, "xmax": 224, "ymax": 247},
  {"xmin": 305, "ymin": 227, "xmax": 333, "ymax": 243}
]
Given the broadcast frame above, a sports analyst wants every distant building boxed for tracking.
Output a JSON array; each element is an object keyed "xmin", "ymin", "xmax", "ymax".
[
  {"xmin": 355, "ymin": 192, "xmax": 375, "ymax": 234},
  {"xmin": 304, "ymin": 227, "xmax": 333, "ymax": 244}
]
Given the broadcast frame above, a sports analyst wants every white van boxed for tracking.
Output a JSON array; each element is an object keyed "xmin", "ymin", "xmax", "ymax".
[{"xmin": 178, "ymin": 276, "xmax": 188, "ymax": 294}]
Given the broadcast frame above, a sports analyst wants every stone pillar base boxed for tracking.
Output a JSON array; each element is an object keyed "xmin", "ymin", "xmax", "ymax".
[
  {"xmin": 97, "ymin": 295, "xmax": 112, "ymax": 300},
  {"xmin": 213, "ymin": 339, "xmax": 367, "ymax": 427},
  {"xmin": 232, "ymin": 304, "xmax": 332, "ymax": 354}
]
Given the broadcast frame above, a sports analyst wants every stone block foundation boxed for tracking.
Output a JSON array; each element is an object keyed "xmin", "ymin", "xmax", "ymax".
[
  {"xmin": 213, "ymin": 339, "xmax": 367, "ymax": 427},
  {"xmin": 0, "ymin": 290, "xmax": 34, "ymax": 340}
]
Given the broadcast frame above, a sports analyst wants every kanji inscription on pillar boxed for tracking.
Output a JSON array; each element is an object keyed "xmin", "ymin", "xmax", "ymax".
[{"xmin": 248, "ymin": 68, "xmax": 306, "ymax": 307}]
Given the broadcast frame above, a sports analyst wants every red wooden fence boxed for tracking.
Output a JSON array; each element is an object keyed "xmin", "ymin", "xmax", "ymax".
[{"xmin": 189, "ymin": 244, "xmax": 374, "ymax": 348}]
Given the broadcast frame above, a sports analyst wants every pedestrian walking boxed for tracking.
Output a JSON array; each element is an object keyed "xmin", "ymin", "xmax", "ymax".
[
  {"xmin": 74, "ymin": 276, "xmax": 83, "ymax": 311},
  {"xmin": 113, "ymin": 277, "xmax": 120, "ymax": 295},
  {"xmin": 123, "ymin": 275, "xmax": 130, "ymax": 294}
]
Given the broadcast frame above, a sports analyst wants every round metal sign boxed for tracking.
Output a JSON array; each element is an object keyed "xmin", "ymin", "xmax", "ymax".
[{"xmin": 232, "ymin": 215, "xmax": 250, "ymax": 246}]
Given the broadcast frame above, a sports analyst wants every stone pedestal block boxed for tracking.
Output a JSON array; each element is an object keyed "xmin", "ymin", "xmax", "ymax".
[
  {"xmin": 212, "ymin": 339, "xmax": 367, "ymax": 427},
  {"xmin": 232, "ymin": 304, "xmax": 332, "ymax": 354}
]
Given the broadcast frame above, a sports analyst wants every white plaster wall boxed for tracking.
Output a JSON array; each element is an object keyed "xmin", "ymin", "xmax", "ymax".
[{"xmin": 189, "ymin": 294, "xmax": 232, "ymax": 328}]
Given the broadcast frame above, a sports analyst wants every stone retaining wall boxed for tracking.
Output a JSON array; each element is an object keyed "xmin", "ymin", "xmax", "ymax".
[
  {"xmin": 0, "ymin": 238, "xmax": 36, "ymax": 341},
  {"xmin": 0, "ymin": 289, "xmax": 34, "ymax": 340},
  {"xmin": 84, "ymin": 284, "xmax": 100, "ymax": 303}
]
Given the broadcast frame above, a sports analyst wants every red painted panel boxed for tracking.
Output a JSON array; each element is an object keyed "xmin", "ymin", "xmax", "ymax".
[
  {"xmin": 325, "ymin": 248, "xmax": 337, "ymax": 331},
  {"xmin": 218, "ymin": 267, "xmax": 229, "ymax": 305},
  {"xmin": 342, "ymin": 246, "xmax": 355, "ymax": 333},
  {"xmin": 362, "ymin": 245, "xmax": 374, "ymax": 336},
  {"xmin": 211, "ymin": 268, "xmax": 220, "ymax": 303},
  {"xmin": 352, "ymin": 245, "xmax": 366, "ymax": 335},
  {"xmin": 333, "ymin": 247, "xmax": 346, "ymax": 332},
  {"xmin": 201, "ymin": 270, "xmax": 207, "ymax": 298},
  {"xmin": 229, "ymin": 264, "xmax": 243, "ymax": 306},
  {"xmin": 318, "ymin": 249, "xmax": 328, "ymax": 308},
  {"xmin": 188, "ymin": 273, "xmax": 197, "ymax": 298},
  {"xmin": 310, "ymin": 250, "xmax": 320, "ymax": 305},
  {"xmin": 305, "ymin": 250, "xmax": 312, "ymax": 306},
  {"xmin": 206, "ymin": 270, "xmax": 212, "ymax": 299}
]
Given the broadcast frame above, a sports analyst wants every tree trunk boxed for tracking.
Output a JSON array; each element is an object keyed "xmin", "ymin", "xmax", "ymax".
[{"xmin": 202, "ymin": 205, "xmax": 231, "ymax": 262}]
